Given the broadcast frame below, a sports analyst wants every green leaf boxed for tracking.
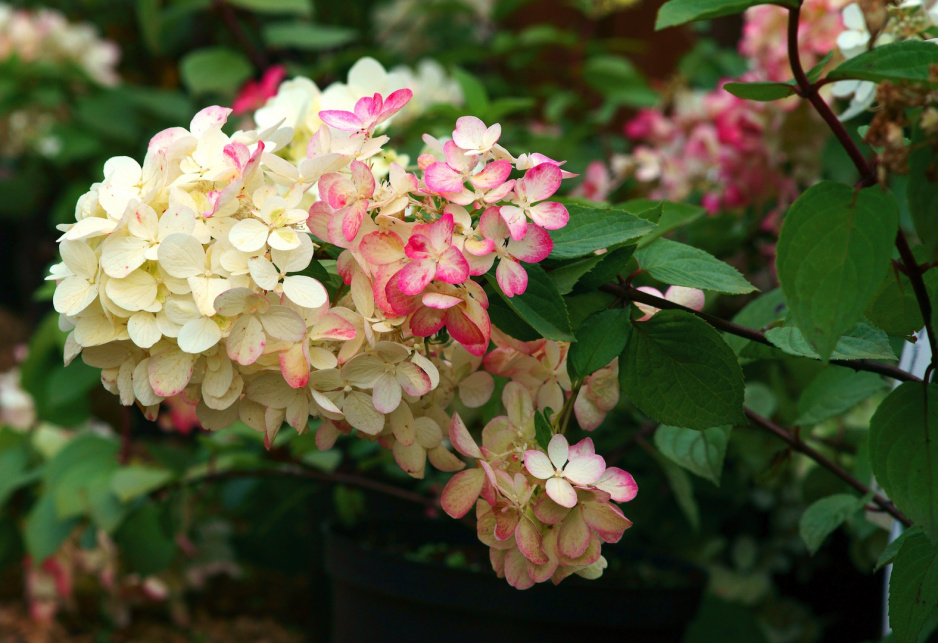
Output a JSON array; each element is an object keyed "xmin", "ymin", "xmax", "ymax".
[
  {"xmin": 485, "ymin": 264, "xmax": 574, "ymax": 341},
  {"xmin": 549, "ymin": 254, "xmax": 606, "ymax": 295},
  {"xmin": 795, "ymin": 367, "xmax": 887, "ymax": 425},
  {"xmin": 115, "ymin": 504, "xmax": 176, "ymax": 575},
  {"xmin": 867, "ymin": 269, "xmax": 924, "ymax": 336},
  {"xmin": 180, "ymin": 47, "xmax": 253, "ymax": 96},
  {"xmin": 571, "ymin": 245, "xmax": 636, "ymax": 293},
  {"xmin": 534, "ymin": 408, "xmax": 553, "ymax": 452},
  {"xmin": 111, "ymin": 466, "xmax": 175, "ymax": 502},
  {"xmin": 870, "ymin": 382, "xmax": 938, "ymax": 541},
  {"xmin": 24, "ymin": 494, "xmax": 79, "ymax": 561},
  {"xmin": 228, "ymin": 0, "xmax": 312, "ymax": 15},
  {"xmin": 799, "ymin": 493, "xmax": 864, "ymax": 555},
  {"xmin": 776, "ymin": 182, "xmax": 899, "ymax": 360},
  {"xmin": 764, "ymin": 319, "xmax": 897, "ymax": 361},
  {"xmin": 635, "ymin": 237, "xmax": 757, "ymax": 294},
  {"xmin": 262, "ymin": 22, "xmax": 357, "ymax": 50},
  {"xmin": 0, "ymin": 446, "xmax": 31, "ymax": 510},
  {"xmin": 908, "ymin": 128, "xmax": 938, "ymax": 261},
  {"xmin": 656, "ymin": 0, "xmax": 794, "ymax": 30},
  {"xmin": 723, "ymin": 81, "xmax": 797, "ymax": 101},
  {"xmin": 136, "ymin": 0, "xmax": 162, "ymax": 55},
  {"xmin": 829, "ymin": 41, "xmax": 938, "ymax": 86},
  {"xmin": 548, "ymin": 203, "xmax": 657, "ymax": 259},
  {"xmin": 877, "ymin": 526, "xmax": 922, "ymax": 572},
  {"xmin": 651, "ymin": 449, "xmax": 700, "ymax": 529},
  {"xmin": 725, "ymin": 289, "xmax": 787, "ymax": 355},
  {"xmin": 889, "ymin": 529, "xmax": 938, "ymax": 643},
  {"xmin": 485, "ymin": 293, "xmax": 541, "ymax": 341},
  {"xmin": 621, "ymin": 310, "xmax": 745, "ymax": 429},
  {"xmin": 627, "ymin": 199, "xmax": 706, "ymax": 247},
  {"xmin": 568, "ymin": 308, "xmax": 632, "ymax": 380},
  {"xmin": 654, "ymin": 425, "xmax": 731, "ymax": 486}
]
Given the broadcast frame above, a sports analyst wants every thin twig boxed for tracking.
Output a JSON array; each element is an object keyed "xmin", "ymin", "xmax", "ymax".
[
  {"xmin": 601, "ymin": 283, "xmax": 921, "ymax": 383},
  {"xmin": 153, "ymin": 464, "xmax": 437, "ymax": 508},
  {"xmin": 787, "ymin": 3, "xmax": 938, "ymax": 374},
  {"xmin": 744, "ymin": 408, "xmax": 912, "ymax": 527}
]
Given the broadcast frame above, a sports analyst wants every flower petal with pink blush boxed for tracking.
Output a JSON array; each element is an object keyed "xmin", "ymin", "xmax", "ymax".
[
  {"xmin": 524, "ymin": 450, "xmax": 555, "ymax": 480},
  {"xmin": 350, "ymin": 160, "xmax": 376, "ymax": 196},
  {"xmin": 435, "ymin": 246, "xmax": 470, "ymax": 284},
  {"xmin": 498, "ymin": 205, "xmax": 529, "ymax": 241},
  {"xmin": 341, "ymin": 201, "xmax": 367, "ymax": 242},
  {"xmin": 459, "ymin": 371, "xmax": 495, "ymax": 408},
  {"xmin": 665, "ymin": 285, "xmax": 706, "ymax": 311},
  {"xmin": 279, "ymin": 343, "xmax": 310, "ymax": 389},
  {"xmin": 372, "ymin": 373, "xmax": 402, "ymax": 414},
  {"xmin": 508, "ymin": 223, "xmax": 552, "ymax": 263},
  {"xmin": 521, "ymin": 162, "xmax": 561, "ymax": 201},
  {"xmin": 395, "ymin": 361, "xmax": 432, "ymax": 396},
  {"xmin": 380, "ymin": 89, "xmax": 413, "ymax": 120},
  {"xmin": 396, "ymin": 260, "xmax": 435, "ymax": 296},
  {"xmin": 465, "ymin": 251, "xmax": 496, "ymax": 277},
  {"xmin": 557, "ymin": 506, "xmax": 591, "ymax": 559},
  {"xmin": 227, "ymin": 315, "xmax": 266, "ymax": 365},
  {"xmin": 546, "ymin": 477, "xmax": 578, "ymax": 508},
  {"xmin": 450, "ymin": 413, "xmax": 483, "ymax": 458},
  {"xmin": 471, "ymin": 160, "xmax": 512, "ymax": 190},
  {"xmin": 504, "ymin": 548, "xmax": 535, "ymax": 590},
  {"xmin": 533, "ymin": 494, "xmax": 571, "ymax": 525},
  {"xmin": 424, "ymin": 162, "xmax": 466, "ymax": 193},
  {"xmin": 408, "ymin": 306, "xmax": 445, "ymax": 337},
  {"xmin": 568, "ymin": 437, "xmax": 596, "ymax": 459},
  {"xmin": 516, "ymin": 519, "xmax": 549, "ymax": 565},
  {"xmin": 452, "ymin": 116, "xmax": 488, "ymax": 150},
  {"xmin": 360, "ymin": 231, "xmax": 405, "ymax": 265},
  {"xmin": 392, "ymin": 439, "xmax": 426, "ymax": 479},
  {"xmin": 528, "ymin": 201, "xmax": 569, "ymax": 230},
  {"xmin": 494, "ymin": 508, "xmax": 520, "ymax": 541},
  {"xmin": 148, "ymin": 349, "xmax": 195, "ymax": 397},
  {"xmin": 583, "ymin": 502, "xmax": 632, "ymax": 543},
  {"xmin": 444, "ymin": 307, "xmax": 487, "ymax": 348},
  {"xmin": 319, "ymin": 110, "xmax": 364, "ymax": 132},
  {"xmin": 634, "ymin": 286, "xmax": 663, "ymax": 320},
  {"xmin": 422, "ymin": 292, "xmax": 462, "ymax": 309},
  {"xmin": 547, "ymin": 434, "xmax": 569, "ymax": 469},
  {"xmin": 190, "ymin": 105, "xmax": 232, "ymax": 137},
  {"xmin": 441, "ymin": 468, "xmax": 486, "ymax": 518},
  {"xmin": 496, "ymin": 258, "xmax": 528, "ymax": 297},
  {"xmin": 564, "ymin": 454, "xmax": 606, "ymax": 486},
  {"xmin": 594, "ymin": 467, "xmax": 638, "ymax": 502}
]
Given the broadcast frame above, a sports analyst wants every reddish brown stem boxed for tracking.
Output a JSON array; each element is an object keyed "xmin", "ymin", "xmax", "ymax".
[
  {"xmin": 745, "ymin": 408, "xmax": 911, "ymax": 527},
  {"xmin": 601, "ymin": 283, "xmax": 922, "ymax": 383}
]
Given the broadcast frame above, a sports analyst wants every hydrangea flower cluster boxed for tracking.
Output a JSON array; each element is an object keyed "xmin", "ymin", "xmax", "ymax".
[
  {"xmin": 50, "ymin": 70, "xmax": 635, "ymax": 587},
  {"xmin": 0, "ymin": 3, "xmax": 120, "ymax": 86}
]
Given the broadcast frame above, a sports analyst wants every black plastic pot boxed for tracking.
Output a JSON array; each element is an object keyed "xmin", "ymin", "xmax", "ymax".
[{"xmin": 323, "ymin": 518, "xmax": 707, "ymax": 643}]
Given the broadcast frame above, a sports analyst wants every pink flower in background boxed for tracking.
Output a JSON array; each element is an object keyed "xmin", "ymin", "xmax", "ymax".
[
  {"xmin": 232, "ymin": 65, "xmax": 287, "ymax": 115},
  {"xmin": 158, "ymin": 394, "xmax": 202, "ymax": 434}
]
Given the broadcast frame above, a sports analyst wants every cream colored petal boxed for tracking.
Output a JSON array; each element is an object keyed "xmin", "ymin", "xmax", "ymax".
[
  {"xmin": 60, "ymin": 240, "xmax": 98, "ymax": 280},
  {"xmin": 177, "ymin": 316, "xmax": 222, "ymax": 354},
  {"xmin": 158, "ymin": 232, "xmax": 205, "ymax": 279},
  {"xmin": 148, "ymin": 348, "xmax": 195, "ymax": 397},
  {"xmin": 282, "ymin": 275, "xmax": 328, "ymax": 309},
  {"xmin": 268, "ymin": 226, "xmax": 301, "ymax": 251},
  {"xmin": 260, "ymin": 306, "xmax": 306, "ymax": 342},
  {"xmin": 100, "ymin": 235, "xmax": 150, "ymax": 278},
  {"xmin": 128, "ymin": 311, "xmax": 161, "ymax": 348},
  {"xmin": 229, "ymin": 218, "xmax": 269, "ymax": 253},
  {"xmin": 248, "ymin": 256, "xmax": 281, "ymax": 291},
  {"xmin": 53, "ymin": 277, "xmax": 97, "ymax": 316},
  {"xmin": 272, "ymin": 233, "xmax": 314, "ymax": 273}
]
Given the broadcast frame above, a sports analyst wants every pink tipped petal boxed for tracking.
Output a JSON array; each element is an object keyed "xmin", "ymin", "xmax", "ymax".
[
  {"xmin": 396, "ymin": 361, "xmax": 432, "ymax": 396},
  {"xmin": 546, "ymin": 477, "xmax": 578, "ymax": 508},
  {"xmin": 350, "ymin": 160, "xmax": 376, "ymax": 195},
  {"xmin": 381, "ymin": 88, "xmax": 413, "ymax": 116},
  {"xmin": 435, "ymin": 247, "xmax": 470, "ymax": 284},
  {"xmin": 665, "ymin": 286, "xmax": 706, "ymax": 311},
  {"xmin": 372, "ymin": 373, "xmax": 402, "ymax": 414},
  {"xmin": 563, "ymin": 454, "xmax": 606, "ymax": 486},
  {"xmin": 496, "ymin": 258, "xmax": 528, "ymax": 297},
  {"xmin": 557, "ymin": 507, "xmax": 591, "ymax": 559},
  {"xmin": 279, "ymin": 344, "xmax": 310, "ymax": 389},
  {"xmin": 547, "ymin": 434, "xmax": 569, "ymax": 469},
  {"xmin": 528, "ymin": 202, "xmax": 569, "ymax": 230},
  {"xmin": 422, "ymin": 292, "xmax": 462, "ymax": 309},
  {"xmin": 494, "ymin": 509, "xmax": 520, "ymax": 541},
  {"xmin": 341, "ymin": 202, "xmax": 367, "ymax": 242},
  {"xmin": 319, "ymin": 110, "xmax": 364, "ymax": 132},
  {"xmin": 441, "ymin": 468, "xmax": 486, "ymax": 518},
  {"xmin": 522, "ymin": 163, "xmax": 562, "ymax": 201},
  {"xmin": 444, "ymin": 307, "xmax": 486, "ymax": 347},
  {"xmin": 405, "ymin": 234, "xmax": 432, "ymax": 261},
  {"xmin": 408, "ymin": 306, "xmax": 445, "ymax": 337},
  {"xmin": 504, "ymin": 548, "xmax": 535, "ymax": 590},
  {"xmin": 499, "ymin": 205, "xmax": 529, "ymax": 241},
  {"xmin": 421, "ymin": 212, "xmax": 455, "ymax": 249},
  {"xmin": 533, "ymin": 494, "xmax": 572, "ymax": 525},
  {"xmin": 471, "ymin": 160, "xmax": 513, "ymax": 190},
  {"xmin": 425, "ymin": 162, "xmax": 466, "ymax": 193},
  {"xmin": 452, "ymin": 116, "xmax": 487, "ymax": 150},
  {"xmin": 595, "ymin": 467, "xmax": 638, "ymax": 502},
  {"xmin": 568, "ymin": 437, "xmax": 596, "ymax": 459},
  {"xmin": 508, "ymin": 224, "xmax": 552, "ymax": 263},
  {"xmin": 360, "ymin": 231, "xmax": 405, "ymax": 265},
  {"xmin": 524, "ymin": 450, "xmax": 555, "ymax": 480},
  {"xmin": 450, "ymin": 413, "xmax": 483, "ymax": 458},
  {"xmin": 516, "ymin": 519, "xmax": 549, "ymax": 565},
  {"xmin": 582, "ymin": 502, "xmax": 632, "ymax": 543},
  {"xmin": 397, "ymin": 260, "xmax": 435, "ymax": 296}
]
